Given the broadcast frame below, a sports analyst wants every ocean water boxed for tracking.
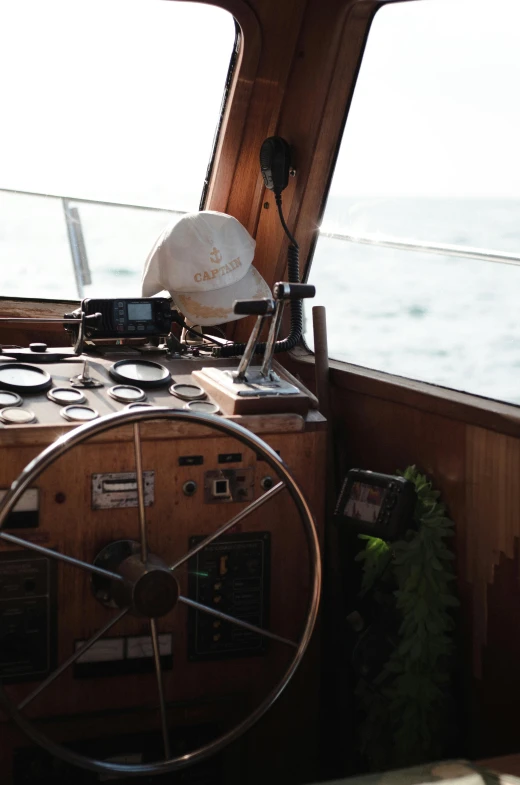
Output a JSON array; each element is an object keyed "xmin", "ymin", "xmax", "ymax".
[
  {"xmin": 305, "ymin": 197, "xmax": 520, "ymax": 405},
  {"xmin": 1, "ymin": 191, "xmax": 519, "ymax": 405}
]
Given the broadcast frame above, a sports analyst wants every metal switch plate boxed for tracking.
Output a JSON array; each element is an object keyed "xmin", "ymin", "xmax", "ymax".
[
  {"xmin": 187, "ymin": 532, "xmax": 270, "ymax": 660},
  {"xmin": 91, "ymin": 472, "xmax": 154, "ymax": 509},
  {"xmin": 0, "ymin": 552, "xmax": 56, "ymax": 682},
  {"xmin": 204, "ymin": 468, "xmax": 255, "ymax": 504}
]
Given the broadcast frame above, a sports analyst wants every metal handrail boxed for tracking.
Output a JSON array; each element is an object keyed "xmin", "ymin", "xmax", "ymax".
[
  {"xmin": 0, "ymin": 185, "xmax": 185, "ymax": 215},
  {"xmin": 319, "ymin": 229, "xmax": 520, "ymax": 268},
  {"xmin": 0, "ymin": 186, "xmax": 186, "ymax": 298},
  {"xmin": 3, "ymin": 184, "xmax": 519, "ymax": 276}
]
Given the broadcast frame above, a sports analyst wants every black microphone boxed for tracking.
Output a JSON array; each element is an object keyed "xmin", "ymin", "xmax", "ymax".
[{"xmin": 260, "ymin": 137, "xmax": 292, "ymax": 194}]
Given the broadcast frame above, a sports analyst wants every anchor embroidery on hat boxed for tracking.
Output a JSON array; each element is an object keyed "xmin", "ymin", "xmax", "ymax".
[{"xmin": 209, "ymin": 247, "xmax": 222, "ymax": 265}]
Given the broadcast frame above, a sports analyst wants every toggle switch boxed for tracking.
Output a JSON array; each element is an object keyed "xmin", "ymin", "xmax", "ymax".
[{"xmin": 219, "ymin": 556, "xmax": 228, "ymax": 576}]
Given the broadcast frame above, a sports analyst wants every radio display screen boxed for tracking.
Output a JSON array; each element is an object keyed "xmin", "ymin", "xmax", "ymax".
[
  {"xmin": 127, "ymin": 302, "xmax": 153, "ymax": 322},
  {"xmin": 344, "ymin": 481, "xmax": 387, "ymax": 524}
]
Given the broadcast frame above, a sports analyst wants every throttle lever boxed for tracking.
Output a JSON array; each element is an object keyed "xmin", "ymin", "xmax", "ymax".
[
  {"xmin": 260, "ymin": 282, "xmax": 315, "ymax": 379},
  {"xmin": 273, "ymin": 283, "xmax": 316, "ymax": 301},
  {"xmin": 232, "ymin": 298, "xmax": 276, "ymax": 382},
  {"xmin": 233, "ymin": 299, "xmax": 276, "ymax": 316}
]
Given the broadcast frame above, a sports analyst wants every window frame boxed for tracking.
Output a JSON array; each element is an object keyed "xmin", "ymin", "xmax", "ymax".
[{"xmin": 285, "ymin": 0, "xmax": 520, "ymax": 424}]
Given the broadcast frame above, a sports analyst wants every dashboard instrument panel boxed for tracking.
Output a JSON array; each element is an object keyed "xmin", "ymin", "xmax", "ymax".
[{"xmin": 0, "ymin": 352, "xmax": 326, "ymax": 785}]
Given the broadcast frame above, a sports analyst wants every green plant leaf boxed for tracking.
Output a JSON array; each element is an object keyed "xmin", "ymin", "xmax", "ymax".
[{"xmin": 354, "ymin": 464, "xmax": 458, "ymax": 770}]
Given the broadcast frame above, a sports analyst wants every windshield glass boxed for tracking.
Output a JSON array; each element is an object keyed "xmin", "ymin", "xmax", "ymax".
[
  {"xmin": 305, "ymin": 0, "xmax": 520, "ymax": 405},
  {"xmin": 0, "ymin": 0, "xmax": 236, "ymax": 300}
]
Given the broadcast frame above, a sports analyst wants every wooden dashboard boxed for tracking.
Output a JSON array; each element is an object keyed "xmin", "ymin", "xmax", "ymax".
[{"xmin": 0, "ymin": 352, "xmax": 325, "ymax": 784}]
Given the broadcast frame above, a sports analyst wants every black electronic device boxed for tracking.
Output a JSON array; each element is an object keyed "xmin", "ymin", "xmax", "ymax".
[
  {"xmin": 260, "ymin": 136, "xmax": 291, "ymax": 194},
  {"xmin": 334, "ymin": 469, "xmax": 416, "ymax": 542},
  {"xmin": 65, "ymin": 297, "xmax": 172, "ymax": 340}
]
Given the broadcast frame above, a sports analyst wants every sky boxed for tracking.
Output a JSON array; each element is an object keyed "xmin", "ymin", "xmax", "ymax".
[
  {"xmin": 333, "ymin": 0, "xmax": 520, "ymax": 198},
  {"xmin": 0, "ymin": 0, "xmax": 519, "ymax": 207},
  {"xmin": 0, "ymin": 0, "xmax": 235, "ymax": 211}
]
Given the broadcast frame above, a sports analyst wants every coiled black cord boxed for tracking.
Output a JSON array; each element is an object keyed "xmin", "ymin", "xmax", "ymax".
[{"xmin": 214, "ymin": 193, "xmax": 302, "ymax": 358}]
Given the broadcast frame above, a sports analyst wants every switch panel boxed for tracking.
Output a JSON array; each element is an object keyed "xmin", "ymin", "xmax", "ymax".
[
  {"xmin": 73, "ymin": 634, "xmax": 173, "ymax": 678},
  {"xmin": 204, "ymin": 469, "xmax": 254, "ymax": 504},
  {"xmin": 91, "ymin": 472, "xmax": 154, "ymax": 509},
  {"xmin": 187, "ymin": 532, "xmax": 270, "ymax": 660},
  {"xmin": 0, "ymin": 551, "xmax": 56, "ymax": 682}
]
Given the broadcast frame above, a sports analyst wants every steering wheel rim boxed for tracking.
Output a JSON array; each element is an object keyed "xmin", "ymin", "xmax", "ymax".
[{"xmin": 0, "ymin": 407, "xmax": 321, "ymax": 777}]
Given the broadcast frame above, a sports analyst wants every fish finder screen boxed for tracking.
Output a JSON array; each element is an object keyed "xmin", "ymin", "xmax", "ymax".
[
  {"xmin": 344, "ymin": 481, "xmax": 386, "ymax": 523},
  {"xmin": 128, "ymin": 302, "xmax": 153, "ymax": 322}
]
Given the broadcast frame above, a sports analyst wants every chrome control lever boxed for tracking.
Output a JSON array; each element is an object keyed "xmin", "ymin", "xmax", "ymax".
[
  {"xmin": 233, "ymin": 298, "xmax": 276, "ymax": 382},
  {"xmin": 259, "ymin": 283, "xmax": 315, "ymax": 380}
]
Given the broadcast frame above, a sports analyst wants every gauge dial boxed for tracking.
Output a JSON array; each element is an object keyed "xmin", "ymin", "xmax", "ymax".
[
  {"xmin": 0, "ymin": 407, "xmax": 36, "ymax": 424},
  {"xmin": 47, "ymin": 387, "xmax": 86, "ymax": 405},
  {"xmin": 60, "ymin": 405, "xmax": 99, "ymax": 422},
  {"xmin": 125, "ymin": 402, "xmax": 154, "ymax": 411},
  {"xmin": 107, "ymin": 385, "xmax": 146, "ymax": 403},
  {"xmin": 0, "ymin": 391, "xmax": 23, "ymax": 407},
  {"xmin": 185, "ymin": 400, "xmax": 220, "ymax": 414},
  {"xmin": 169, "ymin": 383, "xmax": 207, "ymax": 401},
  {"xmin": 0, "ymin": 363, "xmax": 52, "ymax": 393},
  {"xmin": 109, "ymin": 360, "xmax": 171, "ymax": 388}
]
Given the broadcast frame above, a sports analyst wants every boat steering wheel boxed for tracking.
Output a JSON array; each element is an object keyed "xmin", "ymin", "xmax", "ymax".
[{"xmin": 0, "ymin": 408, "xmax": 321, "ymax": 778}]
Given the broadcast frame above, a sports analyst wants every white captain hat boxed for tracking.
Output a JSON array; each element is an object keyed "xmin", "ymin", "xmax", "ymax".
[{"xmin": 141, "ymin": 210, "xmax": 271, "ymax": 326}]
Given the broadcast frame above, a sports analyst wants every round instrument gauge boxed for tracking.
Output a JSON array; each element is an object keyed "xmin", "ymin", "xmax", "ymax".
[
  {"xmin": 169, "ymin": 383, "xmax": 207, "ymax": 401},
  {"xmin": 184, "ymin": 400, "xmax": 220, "ymax": 414},
  {"xmin": 47, "ymin": 387, "xmax": 86, "ymax": 405},
  {"xmin": 125, "ymin": 402, "xmax": 154, "ymax": 411},
  {"xmin": 0, "ymin": 407, "xmax": 36, "ymax": 424},
  {"xmin": 109, "ymin": 360, "xmax": 171, "ymax": 388},
  {"xmin": 60, "ymin": 405, "xmax": 99, "ymax": 422},
  {"xmin": 0, "ymin": 391, "xmax": 23, "ymax": 407},
  {"xmin": 0, "ymin": 363, "xmax": 52, "ymax": 394},
  {"xmin": 107, "ymin": 385, "xmax": 146, "ymax": 403}
]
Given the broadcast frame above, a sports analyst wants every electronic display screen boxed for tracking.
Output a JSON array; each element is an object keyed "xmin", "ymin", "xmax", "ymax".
[
  {"xmin": 127, "ymin": 302, "xmax": 153, "ymax": 322},
  {"xmin": 344, "ymin": 481, "xmax": 387, "ymax": 524}
]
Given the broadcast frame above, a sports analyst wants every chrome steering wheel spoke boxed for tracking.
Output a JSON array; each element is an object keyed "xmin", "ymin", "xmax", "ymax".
[
  {"xmin": 133, "ymin": 422, "xmax": 149, "ymax": 563},
  {"xmin": 169, "ymin": 480, "xmax": 285, "ymax": 573},
  {"xmin": 0, "ymin": 530, "xmax": 124, "ymax": 583},
  {"xmin": 178, "ymin": 595, "xmax": 298, "ymax": 648},
  {"xmin": 150, "ymin": 618, "xmax": 171, "ymax": 760},
  {"xmin": 18, "ymin": 608, "xmax": 129, "ymax": 711}
]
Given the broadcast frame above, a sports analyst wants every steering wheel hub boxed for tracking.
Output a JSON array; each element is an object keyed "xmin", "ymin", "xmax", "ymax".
[
  {"xmin": 115, "ymin": 554, "xmax": 179, "ymax": 618},
  {"xmin": 92, "ymin": 540, "xmax": 179, "ymax": 618}
]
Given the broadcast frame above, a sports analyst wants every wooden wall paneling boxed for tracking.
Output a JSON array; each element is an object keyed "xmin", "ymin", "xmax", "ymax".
[
  {"xmin": 260, "ymin": 0, "xmax": 371, "ymax": 291},
  {"xmin": 328, "ymin": 385, "xmax": 474, "ymax": 754},
  {"xmin": 223, "ymin": 0, "xmax": 311, "ymax": 238},
  {"xmin": 291, "ymin": 354, "xmax": 520, "ymax": 440},
  {"xmin": 330, "ymin": 386, "xmax": 466, "ymax": 508},
  {"xmin": 201, "ymin": 0, "xmax": 263, "ymax": 214},
  {"xmin": 229, "ymin": 0, "xmax": 370, "ymax": 346},
  {"xmin": 322, "ymin": 370, "xmax": 520, "ymax": 759},
  {"xmin": 464, "ymin": 426, "xmax": 520, "ymax": 679},
  {"xmin": 474, "ymin": 546, "xmax": 520, "ymax": 758}
]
